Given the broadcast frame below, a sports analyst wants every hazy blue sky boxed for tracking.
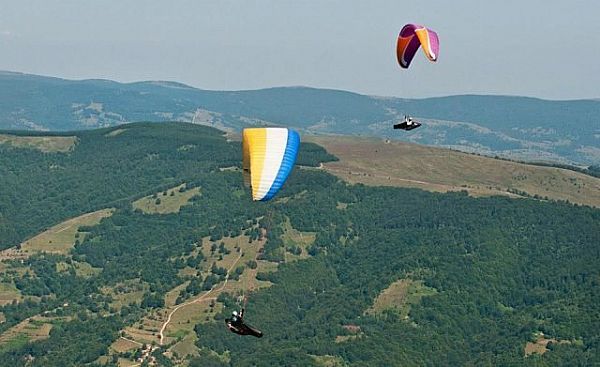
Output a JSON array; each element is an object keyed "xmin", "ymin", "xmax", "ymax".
[{"xmin": 1, "ymin": 0, "xmax": 599, "ymax": 99}]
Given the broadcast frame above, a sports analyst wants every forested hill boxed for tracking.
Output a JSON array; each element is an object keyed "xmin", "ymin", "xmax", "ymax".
[
  {"xmin": 0, "ymin": 123, "xmax": 598, "ymax": 366},
  {"xmin": 1, "ymin": 71, "xmax": 599, "ymax": 165}
]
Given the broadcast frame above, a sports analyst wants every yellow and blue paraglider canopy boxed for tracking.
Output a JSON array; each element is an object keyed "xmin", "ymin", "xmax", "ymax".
[{"xmin": 242, "ymin": 127, "xmax": 300, "ymax": 201}]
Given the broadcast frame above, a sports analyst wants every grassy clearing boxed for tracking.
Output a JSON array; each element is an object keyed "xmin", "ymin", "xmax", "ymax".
[
  {"xmin": 0, "ymin": 315, "xmax": 67, "ymax": 349},
  {"xmin": 207, "ymin": 234, "xmax": 273, "ymax": 294},
  {"xmin": 524, "ymin": 332, "xmax": 571, "ymax": 356},
  {"xmin": 164, "ymin": 282, "xmax": 189, "ymax": 308},
  {"xmin": 104, "ymin": 128, "xmax": 127, "ymax": 137},
  {"xmin": 212, "ymin": 238, "xmax": 244, "ymax": 272},
  {"xmin": 335, "ymin": 334, "xmax": 363, "ymax": 343},
  {"xmin": 0, "ymin": 134, "xmax": 77, "ymax": 153},
  {"xmin": 170, "ymin": 333, "xmax": 200, "ymax": 360},
  {"xmin": 0, "ymin": 256, "xmax": 29, "ymax": 306},
  {"xmin": 0, "ymin": 261, "xmax": 31, "ymax": 306},
  {"xmin": 109, "ymin": 290, "xmax": 146, "ymax": 311},
  {"xmin": 0, "ymin": 208, "xmax": 114, "ymax": 260},
  {"xmin": 124, "ymin": 313, "xmax": 163, "ymax": 345},
  {"xmin": 0, "ymin": 282, "xmax": 22, "ymax": 306},
  {"xmin": 165, "ymin": 300, "xmax": 221, "ymax": 341},
  {"xmin": 334, "ymin": 324, "xmax": 363, "ymax": 344},
  {"xmin": 366, "ymin": 279, "xmax": 437, "ymax": 319},
  {"xmin": 0, "ymin": 333, "xmax": 28, "ymax": 353},
  {"xmin": 110, "ymin": 337, "xmax": 141, "ymax": 353},
  {"xmin": 102, "ymin": 279, "xmax": 147, "ymax": 311},
  {"xmin": 311, "ymin": 354, "xmax": 348, "ymax": 367},
  {"xmin": 307, "ymin": 135, "xmax": 600, "ymax": 207},
  {"xmin": 132, "ymin": 184, "xmax": 201, "ymax": 214},
  {"xmin": 281, "ymin": 219, "xmax": 316, "ymax": 263},
  {"xmin": 56, "ymin": 260, "xmax": 100, "ymax": 278},
  {"xmin": 73, "ymin": 261, "xmax": 100, "ymax": 277},
  {"xmin": 117, "ymin": 357, "xmax": 141, "ymax": 367},
  {"xmin": 230, "ymin": 251, "xmax": 274, "ymax": 293},
  {"xmin": 167, "ymin": 329, "xmax": 189, "ymax": 340},
  {"xmin": 336, "ymin": 202, "xmax": 348, "ymax": 210}
]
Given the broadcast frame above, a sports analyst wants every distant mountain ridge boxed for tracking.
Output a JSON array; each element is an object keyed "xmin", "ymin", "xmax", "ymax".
[{"xmin": 1, "ymin": 71, "xmax": 598, "ymax": 165}]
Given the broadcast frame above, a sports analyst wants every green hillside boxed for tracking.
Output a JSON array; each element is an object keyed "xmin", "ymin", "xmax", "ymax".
[
  {"xmin": 0, "ymin": 123, "xmax": 598, "ymax": 366},
  {"xmin": 1, "ymin": 71, "xmax": 599, "ymax": 165},
  {"xmin": 307, "ymin": 135, "xmax": 600, "ymax": 208}
]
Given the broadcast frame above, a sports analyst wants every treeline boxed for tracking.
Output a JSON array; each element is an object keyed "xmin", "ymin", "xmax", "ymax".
[
  {"xmin": 486, "ymin": 152, "xmax": 600, "ymax": 179},
  {"xmin": 527, "ymin": 161, "xmax": 600, "ymax": 178}
]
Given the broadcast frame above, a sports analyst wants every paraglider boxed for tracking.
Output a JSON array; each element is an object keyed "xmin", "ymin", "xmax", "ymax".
[
  {"xmin": 229, "ymin": 128, "xmax": 299, "ymax": 336},
  {"xmin": 225, "ymin": 308, "xmax": 263, "ymax": 338},
  {"xmin": 242, "ymin": 127, "xmax": 300, "ymax": 201},
  {"xmin": 396, "ymin": 24, "xmax": 439, "ymax": 69},
  {"xmin": 394, "ymin": 115, "xmax": 421, "ymax": 131},
  {"xmin": 393, "ymin": 23, "xmax": 438, "ymax": 131}
]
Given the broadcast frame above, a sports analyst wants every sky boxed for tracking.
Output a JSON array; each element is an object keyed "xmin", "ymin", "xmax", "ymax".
[{"xmin": 1, "ymin": 0, "xmax": 599, "ymax": 100}]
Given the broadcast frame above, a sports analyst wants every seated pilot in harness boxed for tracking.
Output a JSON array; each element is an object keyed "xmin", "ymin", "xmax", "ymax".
[{"xmin": 225, "ymin": 308, "xmax": 263, "ymax": 338}]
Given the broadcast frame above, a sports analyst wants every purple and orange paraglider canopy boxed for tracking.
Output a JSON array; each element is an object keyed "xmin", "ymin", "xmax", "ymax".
[{"xmin": 396, "ymin": 24, "xmax": 439, "ymax": 69}]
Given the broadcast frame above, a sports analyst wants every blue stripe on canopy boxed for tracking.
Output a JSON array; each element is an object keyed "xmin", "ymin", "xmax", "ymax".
[{"xmin": 261, "ymin": 129, "xmax": 300, "ymax": 201}]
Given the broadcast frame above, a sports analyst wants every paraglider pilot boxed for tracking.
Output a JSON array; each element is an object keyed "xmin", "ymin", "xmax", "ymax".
[
  {"xmin": 230, "ymin": 309, "xmax": 243, "ymax": 327},
  {"xmin": 394, "ymin": 115, "xmax": 422, "ymax": 131},
  {"xmin": 226, "ymin": 308, "xmax": 263, "ymax": 338}
]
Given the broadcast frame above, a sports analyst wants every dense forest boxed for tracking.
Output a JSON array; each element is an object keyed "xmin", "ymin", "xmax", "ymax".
[
  {"xmin": 0, "ymin": 123, "xmax": 598, "ymax": 366},
  {"xmin": 192, "ymin": 174, "xmax": 599, "ymax": 366}
]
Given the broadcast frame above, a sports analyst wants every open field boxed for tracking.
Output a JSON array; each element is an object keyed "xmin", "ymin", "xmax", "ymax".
[
  {"xmin": 0, "ymin": 262, "xmax": 30, "ymax": 306},
  {"xmin": 102, "ymin": 279, "xmax": 148, "ymax": 311},
  {"xmin": 164, "ymin": 282, "xmax": 190, "ymax": 308},
  {"xmin": 307, "ymin": 136, "xmax": 600, "ymax": 207},
  {"xmin": 116, "ymin": 357, "xmax": 141, "ymax": 367},
  {"xmin": 281, "ymin": 219, "xmax": 316, "ymax": 263},
  {"xmin": 164, "ymin": 298, "xmax": 221, "ymax": 341},
  {"xmin": 214, "ymin": 235, "xmax": 273, "ymax": 294},
  {"xmin": 366, "ymin": 279, "xmax": 437, "ymax": 318},
  {"xmin": 56, "ymin": 260, "xmax": 100, "ymax": 278},
  {"xmin": 524, "ymin": 332, "xmax": 573, "ymax": 356},
  {"xmin": 124, "ymin": 314, "xmax": 163, "ymax": 346},
  {"xmin": 110, "ymin": 337, "xmax": 141, "ymax": 353},
  {"xmin": 0, "ymin": 315, "xmax": 68, "ymax": 350},
  {"xmin": 0, "ymin": 282, "xmax": 21, "ymax": 306},
  {"xmin": 0, "ymin": 134, "xmax": 77, "ymax": 153},
  {"xmin": 335, "ymin": 333, "xmax": 363, "ymax": 343},
  {"xmin": 0, "ymin": 208, "xmax": 114, "ymax": 260},
  {"xmin": 0, "ymin": 209, "xmax": 112, "ymax": 307},
  {"xmin": 311, "ymin": 354, "xmax": 348, "ymax": 366},
  {"xmin": 169, "ymin": 333, "xmax": 200, "ymax": 361},
  {"xmin": 104, "ymin": 128, "xmax": 127, "ymax": 137},
  {"xmin": 132, "ymin": 184, "xmax": 201, "ymax": 214}
]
